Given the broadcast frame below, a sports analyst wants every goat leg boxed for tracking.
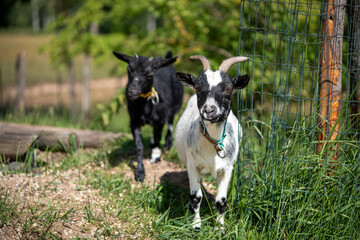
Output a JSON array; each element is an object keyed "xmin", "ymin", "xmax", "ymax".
[
  {"xmin": 132, "ymin": 126, "xmax": 145, "ymax": 181},
  {"xmin": 164, "ymin": 116, "xmax": 175, "ymax": 151},
  {"xmin": 150, "ymin": 124, "xmax": 163, "ymax": 163}
]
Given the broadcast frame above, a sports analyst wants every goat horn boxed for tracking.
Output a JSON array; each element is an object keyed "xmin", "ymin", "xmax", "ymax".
[
  {"xmin": 148, "ymin": 57, "xmax": 153, "ymax": 62},
  {"xmin": 218, "ymin": 56, "xmax": 249, "ymax": 72},
  {"xmin": 190, "ymin": 55, "xmax": 211, "ymax": 71},
  {"xmin": 135, "ymin": 53, "xmax": 139, "ymax": 59}
]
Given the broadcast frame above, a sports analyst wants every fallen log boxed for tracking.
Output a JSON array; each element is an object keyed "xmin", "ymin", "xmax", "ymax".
[
  {"xmin": 37, "ymin": 131, "xmax": 79, "ymax": 152},
  {"xmin": 0, "ymin": 122, "xmax": 125, "ymax": 148},
  {"xmin": 0, "ymin": 122, "xmax": 127, "ymax": 161},
  {"xmin": 0, "ymin": 133, "xmax": 38, "ymax": 161}
]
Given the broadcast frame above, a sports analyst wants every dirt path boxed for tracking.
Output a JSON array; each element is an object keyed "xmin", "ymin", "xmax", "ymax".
[{"xmin": 0, "ymin": 149, "xmax": 215, "ymax": 239}]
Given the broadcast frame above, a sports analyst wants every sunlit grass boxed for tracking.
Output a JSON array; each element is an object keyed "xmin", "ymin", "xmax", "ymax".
[{"xmin": 1, "ymin": 98, "xmax": 359, "ymax": 239}]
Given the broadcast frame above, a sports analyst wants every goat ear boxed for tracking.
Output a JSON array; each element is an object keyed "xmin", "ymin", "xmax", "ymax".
[
  {"xmin": 153, "ymin": 57, "xmax": 178, "ymax": 70},
  {"xmin": 113, "ymin": 51, "xmax": 132, "ymax": 63},
  {"xmin": 176, "ymin": 72, "xmax": 196, "ymax": 88},
  {"xmin": 232, "ymin": 74, "xmax": 250, "ymax": 90}
]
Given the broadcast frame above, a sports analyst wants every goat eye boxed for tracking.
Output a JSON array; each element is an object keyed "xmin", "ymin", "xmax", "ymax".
[
  {"xmin": 225, "ymin": 87, "xmax": 232, "ymax": 93},
  {"xmin": 195, "ymin": 87, "xmax": 200, "ymax": 92}
]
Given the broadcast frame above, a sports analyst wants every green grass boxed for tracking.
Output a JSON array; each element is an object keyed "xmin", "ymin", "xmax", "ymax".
[
  {"xmin": 1, "ymin": 108, "xmax": 359, "ymax": 239},
  {"xmin": 0, "ymin": 144, "xmax": 258, "ymax": 239},
  {"xmin": 0, "ymin": 85, "xmax": 359, "ymax": 239},
  {"xmin": 232, "ymin": 111, "xmax": 360, "ymax": 239}
]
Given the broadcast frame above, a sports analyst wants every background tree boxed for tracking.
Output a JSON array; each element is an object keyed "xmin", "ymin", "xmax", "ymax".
[{"xmin": 46, "ymin": 0, "xmax": 106, "ymax": 120}]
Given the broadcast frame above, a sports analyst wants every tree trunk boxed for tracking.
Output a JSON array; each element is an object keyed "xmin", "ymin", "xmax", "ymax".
[
  {"xmin": 31, "ymin": 0, "xmax": 40, "ymax": 32},
  {"xmin": 67, "ymin": 60, "xmax": 77, "ymax": 120},
  {"xmin": 15, "ymin": 51, "xmax": 26, "ymax": 114},
  {"xmin": 44, "ymin": 0, "xmax": 56, "ymax": 29},
  {"xmin": 347, "ymin": 0, "xmax": 360, "ymax": 137},
  {"xmin": 317, "ymin": 0, "xmax": 346, "ymax": 162},
  {"xmin": 147, "ymin": 12, "xmax": 156, "ymax": 33}
]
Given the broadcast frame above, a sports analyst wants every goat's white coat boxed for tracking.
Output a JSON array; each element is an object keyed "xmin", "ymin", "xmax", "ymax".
[
  {"xmin": 150, "ymin": 147, "xmax": 161, "ymax": 163},
  {"xmin": 175, "ymin": 94, "xmax": 242, "ymax": 229}
]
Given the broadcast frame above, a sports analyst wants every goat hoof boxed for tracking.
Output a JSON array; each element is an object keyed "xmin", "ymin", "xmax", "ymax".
[
  {"xmin": 214, "ymin": 226, "xmax": 225, "ymax": 235},
  {"xmin": 149, "ymin": 157, "xmax": 161, "ymax": 164},
  {"xmin": 134, "ymin": 169, "xmax": 145, "ymax": 182},
  {"xmin": 165, "ymin": 140, "xmax": 172, "ymax": 150},
  {"xmin": 192, "ymin": 225, "xmax": 201, "ymax": 231},
  {"xmin": 150, "ymin": 147, "xmax": 161, "ymax": 164}
]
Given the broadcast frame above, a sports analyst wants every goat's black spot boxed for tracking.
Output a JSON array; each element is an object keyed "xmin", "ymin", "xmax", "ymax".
[
  {"xmin": 226, "ymin": 123, "xmax": 236, "ymax": 156},
  {"xmin": 187, "ymin": 122, "xmax": 198, "ymax": 147},
  {"xmin": 189, "ymin": 193, "xmax": 202, "ymax": 213},
  {"xmin": 216, "ymin": 199, "xmax": 227, "ymax": 214}
]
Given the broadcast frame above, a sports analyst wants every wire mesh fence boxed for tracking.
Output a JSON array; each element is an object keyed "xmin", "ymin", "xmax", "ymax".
[{"xmin": 234, "ymin": 0, "xmax": 359, "ymax": 238}]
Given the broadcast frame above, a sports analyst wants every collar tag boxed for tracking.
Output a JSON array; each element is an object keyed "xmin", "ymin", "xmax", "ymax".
[
  {"xmin": 140, "ymin": 87, "xmax": 159, "ymax": 105},
  {"xmin": 199, "ymin": 120, "xmax": 227, "ymax": 158}
]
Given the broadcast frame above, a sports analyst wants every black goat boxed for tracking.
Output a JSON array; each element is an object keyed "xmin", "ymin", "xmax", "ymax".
[{"xmin": 113, "ymin": 51, "xmax": 184, "ymax": 182}]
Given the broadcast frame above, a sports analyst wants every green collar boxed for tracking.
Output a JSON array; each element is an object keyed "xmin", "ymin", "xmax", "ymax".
[{"xmin": 199, "ymin": 120, "xmax": 227, "ymax": 157}]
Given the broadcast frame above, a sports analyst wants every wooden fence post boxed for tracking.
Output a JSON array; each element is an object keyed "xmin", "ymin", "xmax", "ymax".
[
  {"xmin": 0, "ymin": 67, "xmax": 3, "ymax": 107},
  {"xmin": 82, "ymin": 22, "xmax": 99, "ymax": 121},
  {"xmin": 67, "ymin": 59, "xmax": 77, "ymax": 120},
  {"xmin": 317, "ymin": 0, "xmax": 346, "ymax": 161},
  {"xmin": 56, "ymin": 71, "xmax": 63, "ymax": 107},
  {"xmin": 347, "ymin": 0, "xmax": 360, "ymax": 137},
  {"xmin": 82, "ymin": 54, "xmax": 91, "ymax": 120},
  {"xmin": 15, "ymin": 51, "xmax": 27, "ymax": 113}
]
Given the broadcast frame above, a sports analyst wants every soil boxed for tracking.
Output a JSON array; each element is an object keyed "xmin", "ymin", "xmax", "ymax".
[
  {"xmin": 0, "ymin": 78, "xmax": 212, "ymax": 239},
  {"xmin": 0, "ymin": 149, "xmax": 215, "ymax": 239}
]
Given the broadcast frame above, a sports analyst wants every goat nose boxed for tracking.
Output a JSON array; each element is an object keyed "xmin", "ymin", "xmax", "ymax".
[
  {"xmin": 128, "ymin": 88, "xmax": 137, "ymax": 94},
  {"xmin": 204, "ymin": 105, "xmax": 216, "ymax": 114}
]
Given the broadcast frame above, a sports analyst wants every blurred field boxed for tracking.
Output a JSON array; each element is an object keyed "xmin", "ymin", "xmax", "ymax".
[{"xmin": 0, "ymin": 33, "xmax": 115, "ymax": 88}]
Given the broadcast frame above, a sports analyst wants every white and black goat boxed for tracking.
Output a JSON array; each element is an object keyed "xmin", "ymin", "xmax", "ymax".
[
  {"xmin": 113, "ymin": 51, "xmax": 184, "ymax": 182},
  {"xmin": 175, "ymin": 55, "xmax": 249, "ymax": 230}
]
